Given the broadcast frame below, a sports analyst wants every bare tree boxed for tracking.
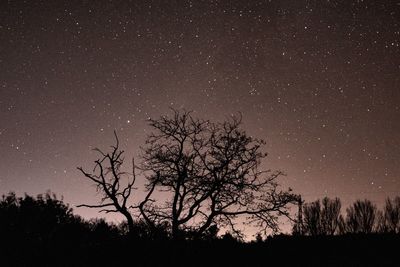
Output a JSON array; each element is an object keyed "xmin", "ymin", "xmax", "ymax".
[
  {"xmin": 137, "ymin": 110, "xmax": 297, "ymax": 239},
  {"xmin": 300, "ymin": 197, "xmax": 343, "ymax": 236},
  {"xmin": 302, "ymin": 200, "xmax": 322, "ymax": 236},
  {"xmin": 378, "ymin": 196, "xmax": 400, "ymax": 233},
  {"xmin": 320, "ymin": 197, "xmax": 343, "ymax": 235},
  {"xmin": 345, "ymin": 199, "xmax": 377, "ymax": 234},
  {"xmin": 77, "ymin": 132, "xmax": 136, "ymax": 234}
]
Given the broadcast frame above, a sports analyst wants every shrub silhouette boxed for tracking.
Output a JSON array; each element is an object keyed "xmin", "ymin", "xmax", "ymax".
[{"xmin": 0, "ymin": 191, "xmax": 77, "ymax": 242}]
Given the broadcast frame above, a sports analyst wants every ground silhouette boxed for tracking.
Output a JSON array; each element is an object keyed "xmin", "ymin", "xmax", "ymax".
[
  {"xmin": 1, "ymin": 191, "xmax": 400, "ymax": 266},
  {"xmin": 2, "ymin": 111, "xmax": 399, "ymax": 266}
]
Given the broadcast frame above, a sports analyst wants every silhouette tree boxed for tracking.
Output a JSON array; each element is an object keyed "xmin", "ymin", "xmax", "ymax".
[
  {"xmin": 77, "ymin": 131, "xmax": 136, "ymax": 234},
  {"xmin": 137, "ymin": 109, "xmax": 297, "ymax": 239},
  {"xmin": 299, "ymin": 197, "xmax": 343, "ymax": 236},
  {"xmin": 378, "ymin": 196, "xmax": 400, "ymax": 233},
  {"xmin": 302, "ymin": 200, "xmax": 322, "ymax": 236},
  {"xmin": 320, "ymin": 197, "xmax": 343, "ymax": 235},
  {"xmin": 344, "ymin": 199, "xmax": 377, "ymax": 234}
]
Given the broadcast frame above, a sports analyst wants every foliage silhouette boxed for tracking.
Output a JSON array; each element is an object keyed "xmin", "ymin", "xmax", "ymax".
[
  {"xmin": 0, "ymin": 191, "xmax": 79, "ymax": 242},
  {"xmin": 1, "ymin": 192, "xmax": 400, "ymax": 266}
]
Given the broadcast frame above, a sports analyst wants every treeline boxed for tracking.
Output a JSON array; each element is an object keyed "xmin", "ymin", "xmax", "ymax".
[
  {"xmin": 1, "ymin": 192, "xmax": 400, "ymax": 266},
  {"xmin": 3, "ymin": 191, "xmax": 399, "ymax": 243},
  {"xmin": 0, "ymin": 192, "xmax": 121, "ymax": 242},
  {"xmin": 293, "ymin": 196, "xmax": 400, "ymax": 236}
]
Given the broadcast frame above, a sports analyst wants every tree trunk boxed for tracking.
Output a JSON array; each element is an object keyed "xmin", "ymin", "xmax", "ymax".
[{"xmin": 122, "ymin": 209, "xmax": 135, "ymax": 235}]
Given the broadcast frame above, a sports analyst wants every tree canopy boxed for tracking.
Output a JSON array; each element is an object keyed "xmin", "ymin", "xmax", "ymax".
[{"xmin": 79, "ymin": 109, "xmax": 298, "ymax": 239}]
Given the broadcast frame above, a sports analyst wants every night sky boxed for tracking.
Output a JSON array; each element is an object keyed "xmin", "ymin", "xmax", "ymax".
[{"xmin": 1, "ymin": 0, "xmax": 399, "ymax": 226}]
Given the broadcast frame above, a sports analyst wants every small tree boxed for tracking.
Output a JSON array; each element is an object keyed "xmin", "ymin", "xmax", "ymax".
[
  {"xmin": 77, "ymin": 132, "xmax": 136, "ymax": 234},
  {"xmin": 320, "ymin": 197, "xmax": 343, "ymax": 235},
  {"xmin": 345, "ymin": 199, "xmax": 377, "ymax": 234},
  {"xmin": 300, "ymin": 197, "xmax": 343, "ymax": 236},
  {"xmin": 137, "ymin": 110, "xmax": 297, "ymax": 239},
  {"xmin": 302, "ymin": 200, "xmax": 322, "ymax": 236},
  {"xmin": 378, "ymin": 196, "xmax": 400, "ymax": 233}
]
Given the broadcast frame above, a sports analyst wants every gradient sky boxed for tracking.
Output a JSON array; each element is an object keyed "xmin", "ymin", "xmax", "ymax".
[{"xmin": 1, "ymin": 0, "xmax": 399, "ymax": 227}]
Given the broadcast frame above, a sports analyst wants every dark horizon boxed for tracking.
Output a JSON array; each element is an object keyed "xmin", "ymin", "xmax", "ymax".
[
  {"xmin": 1, "ymin": 0, "xmax": 399, "ymax": 234},
  {"xmin": 1, "ymin": 190, "xmax": 400, "ymax": 267}
]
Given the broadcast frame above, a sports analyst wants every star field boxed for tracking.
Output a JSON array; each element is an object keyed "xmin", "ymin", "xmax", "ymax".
[{"xmin": 1, "ymin": 0, "xmax": 399, "ymax": 222}]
